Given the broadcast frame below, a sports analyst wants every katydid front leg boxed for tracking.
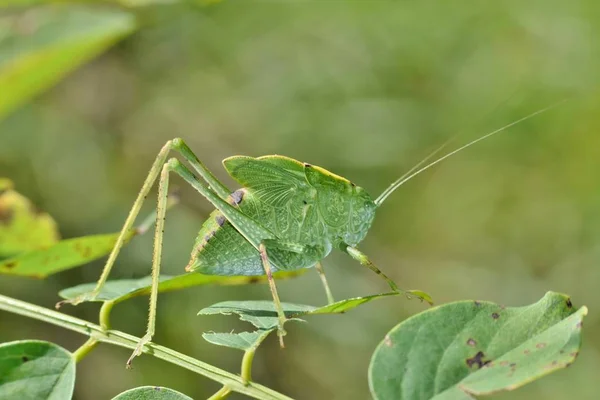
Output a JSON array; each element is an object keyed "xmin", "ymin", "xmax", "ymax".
[
  {"xmin": 127, "ymin": 161, "xmax": 170, "ymax": 367},
  {"xmin": 345, "ymin": 246, "xmax": 399, "ymax": 292}
]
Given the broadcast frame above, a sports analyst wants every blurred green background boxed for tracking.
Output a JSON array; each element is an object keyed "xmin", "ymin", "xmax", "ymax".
[{"xmin": 1, "ymin": 1, "xmax": 599, "ymax": 399}]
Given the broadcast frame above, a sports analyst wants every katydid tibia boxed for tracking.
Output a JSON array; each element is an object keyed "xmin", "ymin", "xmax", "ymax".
[{"xmin": 56, "ymin": 101, "xmax": 563, "ymax": 366}]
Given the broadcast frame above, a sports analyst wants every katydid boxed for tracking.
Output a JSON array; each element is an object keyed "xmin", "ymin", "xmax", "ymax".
[{"xmin": 56, "ymin": 102, "xmax": 562, "ymax": 366}]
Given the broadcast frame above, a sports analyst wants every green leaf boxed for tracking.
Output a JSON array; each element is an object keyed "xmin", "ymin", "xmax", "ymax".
[
  {"xmin": 368, "ymin": 292, "xmax": 587, "ymax": 400},
  {"xmin": 0, "ymin": 340, "xmax": 75, "ymax": 400},
  {"xmin": 112, "ymin": 386, "xmax": 192, "ymax": 400},
  {"xmin": 0, "ymin": 231, "xmax": 136, "ymax": 278},
  {"xmin": 0, "ymin": 7, "xmax": 136, "ymax": 120},
  {"xmin": 58, "ymin": 269, "xmax": 307, "ymax": 303},
  {"xmin": 0, "ymin": 179, "xmax": 59, "ymax": 258},
  {"xmin": 309, "ymin": 291, "xmax": 426, "ymax": 314},
  {"xmin": 198, "ymin": 291, "xmax": 420, "ymax": 334},
  {"xmin": 203, "ymin": 330, "xmax": 274, "ymax": 352},
  {"xmin": 199, "ymin": 300, "xmax": 314, "ymax": 330}
]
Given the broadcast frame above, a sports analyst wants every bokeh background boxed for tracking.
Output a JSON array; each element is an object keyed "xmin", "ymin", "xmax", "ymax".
[{"xmin": 1, "ymin": 1, "xmax": 599, "ymax": 399}]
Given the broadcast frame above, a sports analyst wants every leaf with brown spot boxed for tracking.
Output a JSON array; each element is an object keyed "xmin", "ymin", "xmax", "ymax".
[
  {"xmin": 0, "ymin": 341, "xmax": 75, "ymax": 399},
  {"xmin": 0, "ymin": 231, "xmax": 136, "ymax": 278},
  {"xmin": 0, "ymin": 180, "xmax": 59, "ymax": 258},
  {"xmin": 369, "ymin": 292, "xmax": 588, "ymax": 400}
]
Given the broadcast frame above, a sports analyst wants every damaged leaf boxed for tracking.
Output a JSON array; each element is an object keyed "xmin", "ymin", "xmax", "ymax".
[{"xmin": 369, "ymin": 292, "xmax": 587, "ymax": 400}]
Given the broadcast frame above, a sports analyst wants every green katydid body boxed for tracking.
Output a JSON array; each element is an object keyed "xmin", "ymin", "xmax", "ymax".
[
  {"xmin": 186, "ymin": 155, "xmax": 377, "ymax": 276},
  {"xmin": 56, "ymin": 100, "xmax": 558, "ymax": 365}
]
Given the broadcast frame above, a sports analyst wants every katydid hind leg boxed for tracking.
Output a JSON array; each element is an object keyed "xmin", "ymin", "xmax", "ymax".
[
  {"xmin": 56, "ymin": 140, "xmax": 175, "ymax": 308},
  {"xmin": 126, "ymin": 163, "xmax": 170, "ymax": 367},
  {"xmin": 55, "ymin": 138, "xmax": 232, "ymax": 309},
  {"xmin": 345, "ymin": 246, "xmax": 399, "ymax": 292}
]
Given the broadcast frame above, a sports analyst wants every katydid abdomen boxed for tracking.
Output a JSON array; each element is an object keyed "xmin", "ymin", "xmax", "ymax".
[{"xmin": 186, "ymin": 155, "xmax": 377, "ymax": 276}]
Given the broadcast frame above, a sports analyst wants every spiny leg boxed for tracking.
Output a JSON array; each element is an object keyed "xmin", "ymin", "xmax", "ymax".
[
  {"xmin": 344, "ymin": 246, "xmax": 399, "ymax": 292},
  {"xmin": 126, "ymin": 162, "xmax": 170, "ymax": 367},
  {"xmin": 258, "ymin": 243, "xmax": 287, "ymax": 348},
  {"xmin": 127, "ymin": 154, "xmax": 263, "ymax": 366},
  {"xmin": 315, "ymin": 262, "xmax": 335, "ymax": 304},
  {"xmin": 56, "ymin": 138, "xmax": 231, "ymax": 309},
  {"xmin": 165, "ymin": 159, "xmax": 293, "ymax": 346}
]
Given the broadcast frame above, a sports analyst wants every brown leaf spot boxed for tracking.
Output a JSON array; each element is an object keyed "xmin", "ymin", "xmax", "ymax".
[
  {"xmin": 154, "ymin": 386, "xmax": 162, "ymax": 391},
  {"xmin": 384, "ymin": 334, "xmax": 393, "ymax": 347},
  {"xmin": 466, "ymin": 351, "xmax": 491, "ymax": 369},
  {"xmin": 21, "ymin": 356, "xmax": 29, "ymax": 362},
  {"xmin": 491, "ymin": 312, "xmax": 500, "ymax": 319},
  {"xmin": 474, "ymin": 301, "xmax": 481, "ymax": 307},
  {"xmin": 576, "ymin": 321, "xmax": 583, "ymax": 328},
  {"xmin": 466, "ymin": 338, "xmax": 477, "ymax": 347},
  {"xmin": 499, "ymin": 361, "xmax": 510, "ymax": 367},
  {"xmin": 566, "ymin": 298, "xmax": 573, "ymax": 308},
  {"xmin": 215, "ymin": 215, "xmax": 226, "ymax": 226},
  {"xmin": 524, "ymin": 349, "xmax": 531, "ymax": 355},
  {"xmin": 3, "ymin": 261, "xmax": 17, "ymax": 269},
  {"xmin": 247, "ymin": 277, "xmax": 261, "ymax": 284},
  {"xmin": 570, "ymin": 352, "xmax": 579, "ymax": 358},
  {"xmin": 536, "ymin": 343, "xmax": 546, "ymax": 349}
]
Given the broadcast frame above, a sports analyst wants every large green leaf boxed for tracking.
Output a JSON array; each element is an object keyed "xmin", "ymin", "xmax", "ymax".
[
  {"xmin": 0, "ymin": 7, "xmax": 136, "ymax": 120},
  {"xmin": 0, "ymin": 340, "xmax": 75, "ymax": 400},
  {"xmin": 0, "ymin": 179, "xmax": 59, "ymax": 258},
  {"xmin": 369, "ymin": 292, "xmax": 587, "ymax": 400},
  {"xmin": 58, "ymin": 269, "xmax": 307, "ymax": 303},
  {"xmin": 0, "ymin": 231, "xmax": 136, "ymax": 277},
  {"xmin": 112, "ymin": 386, "xmax": 192, "ymax": 400}
]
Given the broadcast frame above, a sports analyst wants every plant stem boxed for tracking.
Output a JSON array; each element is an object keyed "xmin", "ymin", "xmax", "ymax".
[
  {"xmin": 242, "ymin": 329, "xmax": 274, "ymax": 384},
  {"xmin": 207, "ymin": 386, "xmax": 232, "ymax": 400},
  {"xmin": 100, "ymin": 300, "xmax": 115, "ymax": 330},
  {"xmin": 72, "ymin": 337, "xmax": 98, "ymax": 362},
  {"xmin": 0, "ymin": 294, "xmax": 293, "ymax": 400}
]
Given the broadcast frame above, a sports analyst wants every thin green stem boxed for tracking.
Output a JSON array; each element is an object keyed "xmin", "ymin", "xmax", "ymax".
[
  {"xmin": 207, "ymin": 386, "xmax": 232, "ymax": 400},
  {"xmin": 241, "ymin": 349, "xmax": 256, "ymax": 384},
  {"xmin": 99, "ymin": 300, "xmax": 115, "ymax": 330},
  {"xmin": 0, "ymin": 294, "xmax": 293, "ymax": 400},
  {"xmin": 242, "ymin": 329, "xmax": 273, "ymax": 384},
  {"xmin": 72, "ymin": 337, "xmax": 98, "ymax": 363}
]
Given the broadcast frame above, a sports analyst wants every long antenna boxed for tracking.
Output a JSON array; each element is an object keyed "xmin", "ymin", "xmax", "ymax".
[{"xmin": 374, "ymin": 100, "xmax": 567, "ymax": 207}]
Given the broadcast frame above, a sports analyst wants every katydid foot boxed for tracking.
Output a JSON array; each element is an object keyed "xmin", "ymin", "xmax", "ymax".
[
  {"xmin": 55, "ymin": 291, "xmax": 98, "ymax": 309},
  {"xmin": 276, "ymin": 320, "xmax": 288, "ymax": 348},
  {"xmin": 127, "ymin": 333, "xmax": 153, "ymax": 368}
]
